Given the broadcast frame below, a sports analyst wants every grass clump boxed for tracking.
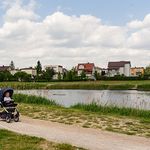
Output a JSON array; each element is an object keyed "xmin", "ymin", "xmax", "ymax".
[
  {"xmin": 13, "ymin": 94, "xmax": 59, "ymax": 106},
  {"xmin": 71, "ymin": 102, "xmax": 150, "ymax": 120}
]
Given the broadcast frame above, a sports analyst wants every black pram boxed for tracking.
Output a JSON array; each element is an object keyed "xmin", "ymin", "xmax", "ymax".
[{"xmin": 0, "ymin": 88, "xmax": 19, "ymax": 123}]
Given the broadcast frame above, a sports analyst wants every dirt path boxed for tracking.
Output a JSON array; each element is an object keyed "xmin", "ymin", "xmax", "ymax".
[{"xmin": 0, "ymin": 116, "xmax": 150, "ymax": 150}]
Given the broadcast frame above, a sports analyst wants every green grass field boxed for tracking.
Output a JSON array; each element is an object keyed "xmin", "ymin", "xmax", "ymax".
[
  {"xmin": 0, "ymin": 80, "xmax": 150, "ymax": 90},
  {"xmin": 0, "ymin": 129, "xmax": 85, "ymax": 150}
]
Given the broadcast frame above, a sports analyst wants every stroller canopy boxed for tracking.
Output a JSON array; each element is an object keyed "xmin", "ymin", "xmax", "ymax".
[{"xmin": 0, "ymin": 88, "xmax": 14, "ymax": 102}]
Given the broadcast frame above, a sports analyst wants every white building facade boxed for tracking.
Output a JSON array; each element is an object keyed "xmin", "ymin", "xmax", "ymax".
[
  {"xmin": 108, "ymin": 61, "xmax": 131, "ymax": 77},
  {"xmin": 20, "ymin": 67, "xmax": 37, "ymax": 76}
]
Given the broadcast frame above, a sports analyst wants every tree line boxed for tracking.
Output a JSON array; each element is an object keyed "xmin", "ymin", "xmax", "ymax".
[{"xmin": 0, "ymin": 61, "xmax": 150, "ymax": 82}]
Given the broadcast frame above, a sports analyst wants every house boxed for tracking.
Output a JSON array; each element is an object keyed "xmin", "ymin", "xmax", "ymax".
[
  {"xmin": 95, "ymin": 67, "xmax": 102, "ymax": 75},
  {"xmin": 0, "ymin": 66, "xmax": 11, "ymax": 72},
  {"xmin": 20, "ymin": 67, "xmax": 37, "ymax": 76},
  {"xmin": 131, "ymin": 67, "xmax": 144, "ymax": 76},
  {"xmin": 77, "ymin": 63, "xmax": 95, "ymax": 79},
  {"xmin": 10, "ymin": 69, "xmax": 20, "ymax": 75},
  {"xmin": 101, "ymin": 68, "xmax": 108, "ymax": 76},
  {"xmin": 44, "ymin": 65, "xmax": 63, "ymax": 80},
  {"xmin": 108, "ymin": 61, "xmax": 131, "ymax": 77}
]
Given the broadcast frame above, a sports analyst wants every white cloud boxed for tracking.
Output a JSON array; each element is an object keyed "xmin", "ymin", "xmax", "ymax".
[{"xmin": 0, "ymin": 0, "xmax": 149, "ymax": 68}]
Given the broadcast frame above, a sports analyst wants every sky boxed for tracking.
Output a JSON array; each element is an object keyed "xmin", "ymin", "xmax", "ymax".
[{"xmin": 0, "ymin": 0, "xmax": 149, "ymax": 69}]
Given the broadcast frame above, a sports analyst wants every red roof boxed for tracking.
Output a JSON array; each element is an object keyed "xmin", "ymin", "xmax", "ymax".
[{"xmin": 77, "ymin": 63, "xmax": 95, "ymax": 72}]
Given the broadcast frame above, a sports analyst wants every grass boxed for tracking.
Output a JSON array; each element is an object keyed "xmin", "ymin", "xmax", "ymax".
[
  {"xmin": 14, "ymin": 94, "xmax": 150, "ymax": 120},
  {"xmin": 13, "ymin": 94, "xmax": 150, "ymax": 137},
  {"xmin": 0, "ymin": 129, "xmax": 85, "ymax": 150},
  {"xmin": 137, "ymin": 84, "xmax": 150, "ymax": 91},
  {"xmin": 13, "ymin": 94, "xmax": 59, "ymax": 106},
  {"xmin": 1, "ymin": 80, "xmax": 150, "ymax": 90},
  {"xmin": 71, "ymin": 102, "xmax": 150, "ymax": 119}
]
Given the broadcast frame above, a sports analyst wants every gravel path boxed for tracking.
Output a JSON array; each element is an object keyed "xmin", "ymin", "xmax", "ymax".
[{"xmin": 0, "ymin": 116, "xmax": 150, "ymax": 150}]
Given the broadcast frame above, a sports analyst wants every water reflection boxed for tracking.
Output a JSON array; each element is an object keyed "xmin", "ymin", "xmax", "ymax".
[{"xmin": 16, "ymin": 90, "xmax": 150, "ymax": 110}]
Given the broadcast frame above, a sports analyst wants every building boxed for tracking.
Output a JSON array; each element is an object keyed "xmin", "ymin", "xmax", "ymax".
[
  {"xmin": 77, "ymin": 63, "xmax": 95, "ymax": 79},
  {"xmin": 20, "ymin": 67, "xmax": 37, "ymax": 76},
  {"xmin": 44, "ymin": 65, "xmax": 63, "ymax": 80},
  {"xmin": 101, "ymin": 68, "xmax": 108, "ymax": 76},
  {"xmin": 95, "ymin": 67, "xmax": 102, "ymax": 75},
  {"xmin": 108, "ymin": 61, "xmax": 131, "ymax": 77},
  {"xmin": 0, "ymin": 66, "xmax": 11, "ymax": 72},
  {"xmin": 131, "ymin": 67, "xmax": 144, "ymax": 76},
  {"xmin": 10, "ymin": 69, "xmax": 20, "ymax": 75}
]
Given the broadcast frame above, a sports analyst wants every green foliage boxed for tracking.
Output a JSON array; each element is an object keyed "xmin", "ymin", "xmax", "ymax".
[
  {"xmin": 14, "ymin": 71, "xmax": 31, "ymax": 82},
  {"xmin": 63, "ymin": 68, "xmax": 79, "ymax": 81},
  {"xmin": 108, "ymin": 84, "xmax": 134, "ymax": 90},
  {"xmin": 137, "ymin": 84, "xmax": 150, "ymax": 91},
  {"xmin": 144, "ymin": 65, "xmax": 150, "ymax": 76},
  {"xmin": 80, "ymin": 71, "xmax": 86, "ymax": 80},
  {"xmin": 94, "ymin": 71, "xmax": 101, "ymax": 80},
  {"xmin": 36, "ymin": 60, "xmax": 42, "ymax": 75},
  {"xmin": 71, "ymin": 102, "xmax": 150, "ymax": 119},
  {"xmin": 0, "ymin": 71, "xmax": 14, "ymax": 81},
  {"xmin": 14, "ymin": 94, "xmax": 59, "ymax": 106},
  {"xmin": 42, "ymin": 68, "xmax": 55, "ymax": 81}
]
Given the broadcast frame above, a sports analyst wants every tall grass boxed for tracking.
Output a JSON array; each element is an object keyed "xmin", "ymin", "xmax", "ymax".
[
  {"xmin": 137, "ymin": 84, "xmax": 150, "ymax": 91},
  {"xmin": 14, "ymin": 94, "xmax": 150, "ymax": 120},
  {"xmin": 108, "ymin": 84, "xmax": 135, "ymax": 90},
  {"xmin": 48, "ymin": 83, "xmax": 109, "ymax": 90},
  {"xmin": 47, "ymin": 83, "xmax": 135, "ymax": 90},
  {"xmin": 0, "ymin": 81, "xmax": 150, "ymax": 90},
  {"xmin": 0, "ymin": 82, "xmax": 47, "ymax": 90},
  {"xmin": 71, "ymin": 102, "xmax": 150, "ymax": 119},
  {"xmin": 14, "ymin": 94, "xmax": 59, "ymax": 106}
]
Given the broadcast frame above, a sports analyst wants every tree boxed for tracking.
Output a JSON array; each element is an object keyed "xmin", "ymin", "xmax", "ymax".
[
  {"xmin": 10, "ymin": 61, "xmax": 15, "ymax": 70},
  {"xmin": 42, "ymin": 68, "xmax": 55, "ymax": 81},
  {"xmin": 94, "ymin": 71, "xmax": 101, "ymax": 80},
  {"xmin": 36, "ymin": 60, "xmax": 42, "ymax": 75},
  {"xmin": 80, "ymin": 71, "xmax": 86, "ymax": 80},
  {"xmin": 66, "ymin": 70, "xmax": 73, "ymax": 81},
  {"xmin": 14, "ymin": 71, "xmax": 31, "ymax": 82},
  {"xmin": 144, "ymin": 65, "xmax": 150, "ymax": 76}
]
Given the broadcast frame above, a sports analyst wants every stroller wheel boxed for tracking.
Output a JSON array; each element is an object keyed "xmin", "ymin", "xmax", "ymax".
[
  {"xmin": 14, "ymin": 116, "xmax": 19, "ymax": 122},
  {"xmin": 14, "ymin": 112, "xmax": 19, "ymax": 122},
  {"xmin": 6, "ymin": 114, "xmax": 11, "ymax": 123}
]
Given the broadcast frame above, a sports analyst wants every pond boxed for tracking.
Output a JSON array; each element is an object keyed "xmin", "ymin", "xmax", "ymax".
[{"xmin": 16, "ymin": 90, "xmax": 150, "ymax": 110}]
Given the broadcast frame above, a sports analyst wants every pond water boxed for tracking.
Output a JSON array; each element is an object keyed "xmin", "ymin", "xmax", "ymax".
[{"xmin": 16, "ymin": 90, "xmax": 150, "ymax": 110}]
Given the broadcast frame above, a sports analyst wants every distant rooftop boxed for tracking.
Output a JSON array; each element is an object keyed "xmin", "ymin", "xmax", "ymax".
[{"xmin": 108, "ymin": 61, "xmax": 131, "ymax": 70}]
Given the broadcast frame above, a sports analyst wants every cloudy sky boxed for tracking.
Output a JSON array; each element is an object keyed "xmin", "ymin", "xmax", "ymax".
[{"xmin": 0, "ymin": 0, "xmax": 149, "ymax": 69}]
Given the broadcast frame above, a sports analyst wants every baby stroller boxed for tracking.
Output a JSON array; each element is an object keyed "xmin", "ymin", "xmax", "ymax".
[{"xmin": 0, "ymin": 88, "xmax": 19, "ymax": 123}]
